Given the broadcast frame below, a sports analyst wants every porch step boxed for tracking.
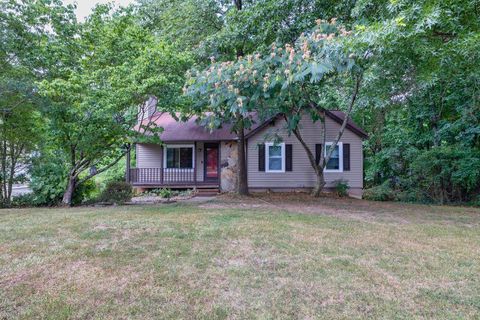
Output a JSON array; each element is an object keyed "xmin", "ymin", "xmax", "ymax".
[{"xmin": 196, "ymin": 188, "xmax": 219, "ymax": 197}]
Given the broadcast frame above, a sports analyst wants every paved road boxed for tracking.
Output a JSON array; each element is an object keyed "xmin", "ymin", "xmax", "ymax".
[{"xmin": 11, "ymin": 185, "xmax": 32, "ymax": 197}]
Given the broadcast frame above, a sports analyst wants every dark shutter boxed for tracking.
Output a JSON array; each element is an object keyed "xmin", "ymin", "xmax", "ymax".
[
  {"xmin": 343, "ymin": 143, "xmax": 350, "ymax": 171},
  {"xmin": 285, "ymin": 144, "xmax": 293, "ymax": 171},
  {"xmin": 258, "ymin": 144, "xmax": 265, "ymax": 171},
  {"xmin": 315, "ymin": 144, "xmax": 322, "ymax": 166}
]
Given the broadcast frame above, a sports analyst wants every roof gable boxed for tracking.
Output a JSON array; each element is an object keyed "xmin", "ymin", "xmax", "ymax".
[{"xmin": 244, "ymin": 111, "xmax": 368, "ymax": 140}]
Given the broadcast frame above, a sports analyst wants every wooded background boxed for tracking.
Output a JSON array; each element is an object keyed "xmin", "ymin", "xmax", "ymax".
[{"xmin": 1, "ymin": 0, "xmax": 479, "ymax": 206}]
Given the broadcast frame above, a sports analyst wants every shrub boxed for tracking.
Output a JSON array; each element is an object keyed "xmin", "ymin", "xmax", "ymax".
[
  {"xmin": 471, "ymin": 194, "xmax": 480, "ymax": 207},
  {"xmin": 394, "ymin": 188, "xmax": 430, "ymax": 203},
  {"xmin": 158, "ymin": 188, "xmax": 173, "ymax": 199},
  {"xmin": 363, "ymin": 181, "xmax": 395, "ymax": 201},
  {"xmin": 11, "ymin": 193, "xmax": 40, "ymax": 207},
  {"xmin": 30, "ymin": 155, "xmax": 67, "ymax": 205},
  {"xmin": 72, "ymin": 179, "xmax": 97, "ymax": 205},
  {"xmin": 99, "ymin": 181, "xmax": 132, "ymax": 204},
  {"xmin": 333, "ymin": 179, "xmax": 350, "ymax": 197},
  {"xmin": 409, "ymin": 147, "xmax": 480, "ymax": 204}
]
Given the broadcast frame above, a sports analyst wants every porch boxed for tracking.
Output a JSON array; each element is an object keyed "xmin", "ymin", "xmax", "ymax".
[
  {"xmin": 127, "ymin": 167, "xmax": 219, "ymax": 188},
  {"xmin": 126, "ymin": 141, "xmax": 221, "ymax": 189}
]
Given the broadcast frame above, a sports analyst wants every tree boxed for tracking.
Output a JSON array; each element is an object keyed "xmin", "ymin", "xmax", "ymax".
[
  {"xmin": 0, "ymin": 0, "xmax": 55, "ymax": 206},
  {"xmin": 351, "ymin": 0, "xmax": 480, "ymax": 202},
  {"xmin": 184, "ymin": 56, "xmax": 268, "ymax": 195},
  {"xmin": 39, "ymin": 6, "xmax": 191, "ymax": 205},
  {"xmin": 260, "ymin": 20, "xmax": 366, "ymax": 196},
  {"xmin": 0, "ymin": 89, "xmax": 42, "ymax": 206},
  {"xmin": 186, "ymin": 20, "xmax": 366, "ymax": 196},
  {"xmin": 142, "ymin": 0, "xmax": 370, "ymax": 196}
]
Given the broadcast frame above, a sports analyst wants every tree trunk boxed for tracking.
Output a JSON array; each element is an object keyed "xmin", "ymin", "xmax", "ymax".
[
  {"xmin": 234, "ymin": 0, "xmax": 242, "ymax": 10},
  {"xmin": 233, "ymin": 0, "xmax": 244, "ymax": 57},
  {"xmin": 6, "ymin": 144, "xmax": 21, "ymax": 204},
  {"xmin": 62, "ymin": 174, "xmax": 77, "ymax": 206},
  {"xmin": 233, "ymin": 0, "xmax": 247, "ymax": 197},
  {"xmin": 237, "ymin": 120, "xmax": 249, "ymax": 195},
  {"xmin": 292, "ymin": 126, "xmax": 324, "ymax": 197},
  {"xmin": 312, "ymin": 171, "xmax": 326, "ymax": 197},
  {"xmin": 1, "ymin": 139, "xmax": 7, "ymax": 204}
]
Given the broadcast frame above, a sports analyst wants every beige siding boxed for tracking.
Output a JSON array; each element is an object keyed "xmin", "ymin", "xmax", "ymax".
[
  {"xmin": 136, "ymin": 143, "xmax": 162, "ymax": 168},
  {"xmin": 247, "ymin": 116, "xmax": 363, "ymax": 189}
]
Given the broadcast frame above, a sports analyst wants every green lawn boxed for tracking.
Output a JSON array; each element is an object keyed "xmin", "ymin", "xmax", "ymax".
[{"xmin": 1, "ymin": 195, "xmax": 479, "ymax": 319}]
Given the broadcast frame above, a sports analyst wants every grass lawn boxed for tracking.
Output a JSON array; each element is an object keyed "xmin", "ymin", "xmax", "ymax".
[{"xmin": 1, "ymin": 194, "xmax": 479, "ymax": 319}]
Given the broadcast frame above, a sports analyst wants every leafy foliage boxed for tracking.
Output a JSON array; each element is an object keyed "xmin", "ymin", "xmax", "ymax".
[
  {"xmin": 29, "ymin": 153, "xmax": 68, "ymax": 206},
  {"xmin": 408, "ymin": 148, "xmax": 480, "ymax": 203},
  {"xmin": 10, "ymin": 193, "xmax": 39, "ymax": 208},
  {"xmin": 363, "ymin": 181, "xmax": 396, "ymax": 202},
  {"xmin": 36, "ymin": 5, "xmax": 192, "ymax": 205},
  {"xmin": 99, "ymin": 181, "xmax": 133, "ymax": 204},
  {"xmin": 333, "ymin": 179, "xmax": 350, "ymax": 197},
  {"xmin": 2, "ymin": 0, "xmax": 479, "ymax": 205},
  {"xmin": 29, "ymin": 152, "xmax": 96, "ymax": 206},
  {"xmin": 185, "ymin": 20, "xmax": 365, "ymax": 195}
]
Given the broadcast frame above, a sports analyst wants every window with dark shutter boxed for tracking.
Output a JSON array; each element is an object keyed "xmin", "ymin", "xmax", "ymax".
[
  {"xmin": 258, "ymin": 144, "xmax": 265, "ymax": 171},
  {"xmin": 343, "ymin": 143, "xmax": 350, "ymax": 171},
  {"xmin": 285, "ymin": 144, "xmax": 293, "ymax": 171},
  {"xmin": 315, "ymin": 144, "xmax": 322, "ymax": 166}
]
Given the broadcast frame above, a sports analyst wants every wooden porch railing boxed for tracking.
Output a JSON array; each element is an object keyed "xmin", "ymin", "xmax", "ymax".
[{"xmin": 128, "ymin": 167, "xmax": 197, "ymax": 185}]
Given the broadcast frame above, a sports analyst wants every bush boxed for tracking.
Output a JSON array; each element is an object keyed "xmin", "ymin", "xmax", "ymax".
[
  {"xmin": 394, "ymin": 188, "xmax": 430, "ymax": 203},
  {"xmin": 363, "ymin": 181, "xmax": 395, "ymax": 201},
  {"xmin": 30, "ymin": 161, "xmax": 99, "ymax": 206},
  {"xmin": 11, "ymin": 193, "xmax": 40, "ymax": 207},
  {"xmin": 30, "ymin": 155, "xmax": 68, "ymax": 205},
  {"xmin": 72, "ymin": 179, "xmax": 97, "ymax": 205},
  {"xmin": 142, "ymin": 188, "xmax": 193, "ymax": 198},
  {"xmin": 409, "ymin": 147, "xmax": 480, "ymax": 203},
  {"xmin": 333, "ymin": 179, "xmax": 350, "ymax": 197},
  {"xmin": 99, "ymin": 181, "xmax": 132, "ymax": 204},
  {"xmin": 158, "ymin": 188, "xmax": 173, "ymax": 199},
  {"xmin": 471, "ymin": 194, "xmax": 480, "ymax": 207}
]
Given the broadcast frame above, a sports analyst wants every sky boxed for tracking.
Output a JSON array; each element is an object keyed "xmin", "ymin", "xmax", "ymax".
[{"xmin": 63, "ymin": 0, "xmax": 136, "ymax": 21}]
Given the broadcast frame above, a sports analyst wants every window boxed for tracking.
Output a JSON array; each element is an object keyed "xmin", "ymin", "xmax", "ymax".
[
  {"xmin": 266, "ymin": 142, "xmax": 285, "ymax": 172},
  {"xmin": 164, "ymin": 145, "xmax": 194, "ymax": 169},
  {"xmin": 324, "ymin": 142, "xmax": 343, "ymax": 172}
]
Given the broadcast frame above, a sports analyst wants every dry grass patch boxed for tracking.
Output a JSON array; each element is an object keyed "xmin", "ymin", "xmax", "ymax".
[{"xmin": 0, "ymin": 198, "xmax": 479, "ymax": 319}]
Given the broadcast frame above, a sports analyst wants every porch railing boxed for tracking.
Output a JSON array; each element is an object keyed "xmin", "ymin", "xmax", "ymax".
[{"xmin": 128, "ymin": 167, "xmax": 197, "ymax": 185}]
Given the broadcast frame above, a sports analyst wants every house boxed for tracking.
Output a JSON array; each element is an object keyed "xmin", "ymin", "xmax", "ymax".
[{"xmin": 127, "ymin": 107, "xmax": 368, "ymax": 197}]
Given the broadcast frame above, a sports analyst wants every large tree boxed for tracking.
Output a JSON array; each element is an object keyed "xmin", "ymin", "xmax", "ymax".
[
  {"xmin": 186, "ymin": 20, "xmax": 367, "ymax": 196},
  {"xmin": 39, "ymin": 5, "xmax": 191, "ymax": 205},
  {"xmin": 0, "ymin": 0, "xmax": 60, "ymax": 205},
  {"xmin": 350, "ymin": 0, "xmax": 480, "ymax": 202}
]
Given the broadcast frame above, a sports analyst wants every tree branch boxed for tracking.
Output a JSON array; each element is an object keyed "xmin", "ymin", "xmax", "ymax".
[
  {"xmin": 324, "ymin": 75, "xmax": 362, "ymax": 166},
  {"xmin": 77, "ymin": 148, "xmax": 129, "ymax": 186}
]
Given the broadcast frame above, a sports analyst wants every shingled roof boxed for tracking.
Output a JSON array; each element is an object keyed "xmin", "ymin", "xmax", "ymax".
[{"xmin": 138, "ymin": 111, "xmax": 367, "ymax": 142}]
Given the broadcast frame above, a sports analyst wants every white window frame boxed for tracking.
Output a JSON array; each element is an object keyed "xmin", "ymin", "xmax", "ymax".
[
  {"xmin": 265, "ymin": 142, "xmax": 285, "ymax": 173},
  {"xmin": 324, "ymin": 142, "xmax": 343, "ymax": 173},
  {"xmin": 163, "ymin": 144, "xmax": 195, "ymax": 170}
]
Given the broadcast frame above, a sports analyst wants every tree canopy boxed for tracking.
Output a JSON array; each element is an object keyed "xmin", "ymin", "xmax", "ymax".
[
  {"xmin": 37, "ymin": 4, "xmax": 192, "ymax": 205},
  {"xmin": 1, "ymin": 0, "xmax": 479, "ymax": 205}
]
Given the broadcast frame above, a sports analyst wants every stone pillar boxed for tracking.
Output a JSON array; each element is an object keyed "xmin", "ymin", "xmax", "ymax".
[{"xmin": 220, "ymin": 141, "xmax": 238, "ymax": 192}]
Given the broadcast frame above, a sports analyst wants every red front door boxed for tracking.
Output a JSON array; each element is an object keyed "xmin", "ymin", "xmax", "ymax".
[{"xmin": 204, "ymin": 143, "xmax": 219, "ymax": 181}]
